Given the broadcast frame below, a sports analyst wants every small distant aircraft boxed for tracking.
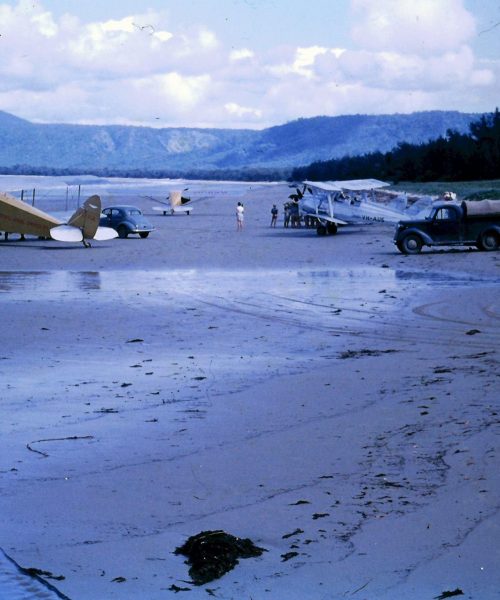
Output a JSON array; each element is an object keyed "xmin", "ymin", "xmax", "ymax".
[
  {"xmin": 297, "ymin": 179, "xmax": 432, "ymax": 235},
  {"xmin": 152, "ymin": 190, "xmax": 193, "ymax": 215},
  {"xmin": 0, "ymin": 193, "xmax": 118, "ymax": 247}
]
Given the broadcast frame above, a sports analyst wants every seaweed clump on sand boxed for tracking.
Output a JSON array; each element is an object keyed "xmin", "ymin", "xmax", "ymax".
[{"xmin": 174, "ymin": 530, "xmax": 266, "ymax": 585}]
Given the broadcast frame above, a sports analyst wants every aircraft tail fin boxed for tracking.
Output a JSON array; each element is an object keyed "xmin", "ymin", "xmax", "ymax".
[
  {"xmin": 169, "ymin": 191, "xmax": 182, "ymax": 207},
  {"xmin": 170, "ymin": 190, "xmax": 191, "ymax": 207},
  {"xmin": 67, "ymin": 195, "xmax": 101, "ymax": 239},
  {"xmin": 50, "ymin": 195, "xmax": 107, "ymax": 242}
]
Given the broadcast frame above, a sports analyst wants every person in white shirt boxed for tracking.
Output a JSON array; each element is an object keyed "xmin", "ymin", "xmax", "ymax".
[{"xmin": 236, "ymin": 202, "xmax": 244, "ymax": 231}]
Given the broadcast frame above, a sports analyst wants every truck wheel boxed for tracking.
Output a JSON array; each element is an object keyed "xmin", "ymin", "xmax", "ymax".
[
  {"xmin": 478, "ymin": 231, "xmax": 498, "ymax": 251},
  {"xmin": 317, "ymin": 225, "xmax": 327, "ymax": 236},
  {"xmin": 401, "ymin": 234, "xmax": 423, "ymax": 254},
  {"xmin": 327, "ymin": 223, "xmax": 338, "ymax": 235}
]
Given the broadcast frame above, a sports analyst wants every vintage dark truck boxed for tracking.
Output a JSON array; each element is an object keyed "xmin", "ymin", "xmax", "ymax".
[{"xmin": 394, "ymin": 200, "xmax": 500, "ymax": 254}]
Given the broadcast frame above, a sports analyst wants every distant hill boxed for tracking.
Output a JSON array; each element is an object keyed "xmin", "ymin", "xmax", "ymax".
[{"xmin": 0, "ymin": 110, "xmax": 478, "ymax": 173}]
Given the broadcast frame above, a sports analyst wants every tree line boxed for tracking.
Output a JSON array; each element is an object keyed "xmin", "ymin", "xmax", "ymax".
[
  {"xmin": 0, "ymin": 164, "xmax": 290, "ymax": 182},
  {"xmin": 291, "ymin": 109, "xmax": 500, "ymax": 183}
]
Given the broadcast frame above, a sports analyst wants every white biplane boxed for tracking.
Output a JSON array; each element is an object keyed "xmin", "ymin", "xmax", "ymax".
[{"xmin": 297, "ymin": 179, "xmax": 432, "ymax": 235}]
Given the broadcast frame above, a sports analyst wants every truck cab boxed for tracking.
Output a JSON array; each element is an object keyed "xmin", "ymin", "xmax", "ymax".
[
  {"xmin": 427, "ymin": 205, "xmax": 462, "ymax": 243},
  {"xmin": 394, "ymin": 200, "xmax": 500, "ymax": 254}
]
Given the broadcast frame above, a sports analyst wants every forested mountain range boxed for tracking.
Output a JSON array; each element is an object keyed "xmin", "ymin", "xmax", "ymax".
[
  {"xmin": 0, "ymin": 109, "xmax": 478, "ymax": 176},
  {"xmin": 292, "ymin": 109, "xmax": 500, "ymax": 183}
]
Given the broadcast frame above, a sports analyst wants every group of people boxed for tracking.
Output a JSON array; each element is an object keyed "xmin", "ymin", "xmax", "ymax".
[{"xmin": 235, "ymin": 201, "xmax": 316, "ymax": 230}]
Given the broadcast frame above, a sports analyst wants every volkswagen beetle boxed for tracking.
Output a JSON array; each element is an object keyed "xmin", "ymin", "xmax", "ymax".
[{"xmin": 100, "ymin": 206, "xmax": 154, "ymax": 239}]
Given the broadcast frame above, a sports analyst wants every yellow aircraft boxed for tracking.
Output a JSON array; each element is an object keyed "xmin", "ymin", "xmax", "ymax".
[
  {"xmin": 152, "ymin": 190, "xmax": 193, "ymax": 215},
  {"xmin": 0, "ymin": 193, "xmax": 117, "ymax": 247}
]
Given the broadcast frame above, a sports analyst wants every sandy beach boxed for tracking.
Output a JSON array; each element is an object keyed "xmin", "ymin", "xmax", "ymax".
[{"xmin": 1, "ymin": 182, "xmax": 499, "ymax": 599}]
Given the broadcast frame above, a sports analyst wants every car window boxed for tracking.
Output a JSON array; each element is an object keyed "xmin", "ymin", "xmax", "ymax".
[{"xmin": 128, "ymin": 209, "xmax": 142, "ymax": 216}]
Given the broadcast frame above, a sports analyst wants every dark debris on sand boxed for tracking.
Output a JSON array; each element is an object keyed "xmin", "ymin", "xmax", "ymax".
[
  {"xmin": 434, "ymin": 589, "xmax": 464, "ymax": 599},
  {"xmin": 174, "ymin": 530, "xmax": 266, "ymax": 585}
]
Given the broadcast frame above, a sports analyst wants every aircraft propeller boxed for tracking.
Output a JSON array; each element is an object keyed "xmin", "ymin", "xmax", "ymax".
[{"xmin": 288, "ymin": 183, "xmax": 312, "ymax": 202}]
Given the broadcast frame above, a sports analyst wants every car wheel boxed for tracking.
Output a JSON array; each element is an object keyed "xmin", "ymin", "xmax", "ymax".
[
  {"xmin": 478, "ymin": 231, "xmax": 498, "ymax": 251},
  {"xmin": 117, "ymin": 225, "xmax": 128, "ymax": 239},
  {"xmin": 401, "ymin": 234, "xmax": 423, "ymax": 254},
  {"xmin": 139, "ymin": 232, "xmax": 149, "ymax": 238}
]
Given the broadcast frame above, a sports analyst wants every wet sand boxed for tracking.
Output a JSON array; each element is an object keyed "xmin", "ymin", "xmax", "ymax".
[{"xmin": 1, "ymin": 184, "xmax": 499, "ymax": 599}]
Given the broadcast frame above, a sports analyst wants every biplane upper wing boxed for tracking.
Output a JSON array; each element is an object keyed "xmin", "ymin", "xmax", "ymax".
[{"xmin": 303, "ymin": 179, "xmax": 390, "ymax": 192}]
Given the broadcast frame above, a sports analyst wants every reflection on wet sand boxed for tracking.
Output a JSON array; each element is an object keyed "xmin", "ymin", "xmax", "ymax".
[{"xmin": 0, "ymin": 271, "xmax": 101, "ymax": 293}]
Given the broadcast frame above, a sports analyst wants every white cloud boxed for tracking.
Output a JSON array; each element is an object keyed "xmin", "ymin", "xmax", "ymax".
[
  {"xmin": 229, "ymin": 48, "xmax": 254, "ymax": 61},
  {"xmin": 292, "ymin": 46, "xmax": 328, "ymax": 78},
  {"xmin": 154, "ymin": 30, "xmax": 173, "ymax": 42},
  {"xmin": 198, "ymin": 28, "xmax": 218, "ymax": 49},
  {"xmin": 350, "ymin": 0, "xmax": 476, "ymax": 55},
  {"xmin": 225, "ymin": 102, "xmax": 262, "ymax": 119},
  {"xmin": 31, "ymin": 9, "xmax": 58, "ymax": 37},
  {"xmin": 151, "ymin": 72, "xmax": 212, "ymax": 110},
  {"xmin": 0, "ymin": 0, "xmax": 497, "ymax": 129}
]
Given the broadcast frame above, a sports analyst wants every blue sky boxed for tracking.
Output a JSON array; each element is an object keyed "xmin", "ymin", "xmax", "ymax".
[{"xmin": 0, "ymin": 0, "xmax": 498, "ymax": 128}]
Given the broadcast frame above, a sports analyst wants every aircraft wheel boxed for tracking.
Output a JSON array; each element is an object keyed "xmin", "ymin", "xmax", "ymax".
[
  {"xmin": 117, "ymin": 225, "xmax": 128, "ymax": 239},
  {"xmin": 400, "ymin": 234, "xmax": 423, "ymax": 254},
  {"xmin": 139, "ymin": 232, "xmax": 149, "ymax": 238},
  {"xmin": 317, "ymin": 225, "xmax": 327, "ymax": 236},
  {"xmin": 327, "ymin": 223, "xmax": 338, "ymax": 235},
  {"xmin": 478, "ymin": 231, "xmax": 498, "ymax": 251}
]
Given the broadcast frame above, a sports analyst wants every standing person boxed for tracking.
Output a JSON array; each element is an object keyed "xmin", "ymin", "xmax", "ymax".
[
  {"xmin": 284, "ymin": 203, "xmax": 291, "ymax": 228},
  {"xmin": 270, "ymin": 204, "xmax": 278, "ymax": 227},
  {"xmin": 236, "ymin": 201, "xmax": 244, "ymax": 231}
]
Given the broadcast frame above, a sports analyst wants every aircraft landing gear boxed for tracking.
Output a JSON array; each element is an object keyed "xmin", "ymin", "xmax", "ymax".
[
  {"xmin": 316, "ymin": 222, "xmax": 338, "ymax": 236},
  {"xmin": 83, "ymin": 240, "xmax": 92, "ymax": 248}
]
